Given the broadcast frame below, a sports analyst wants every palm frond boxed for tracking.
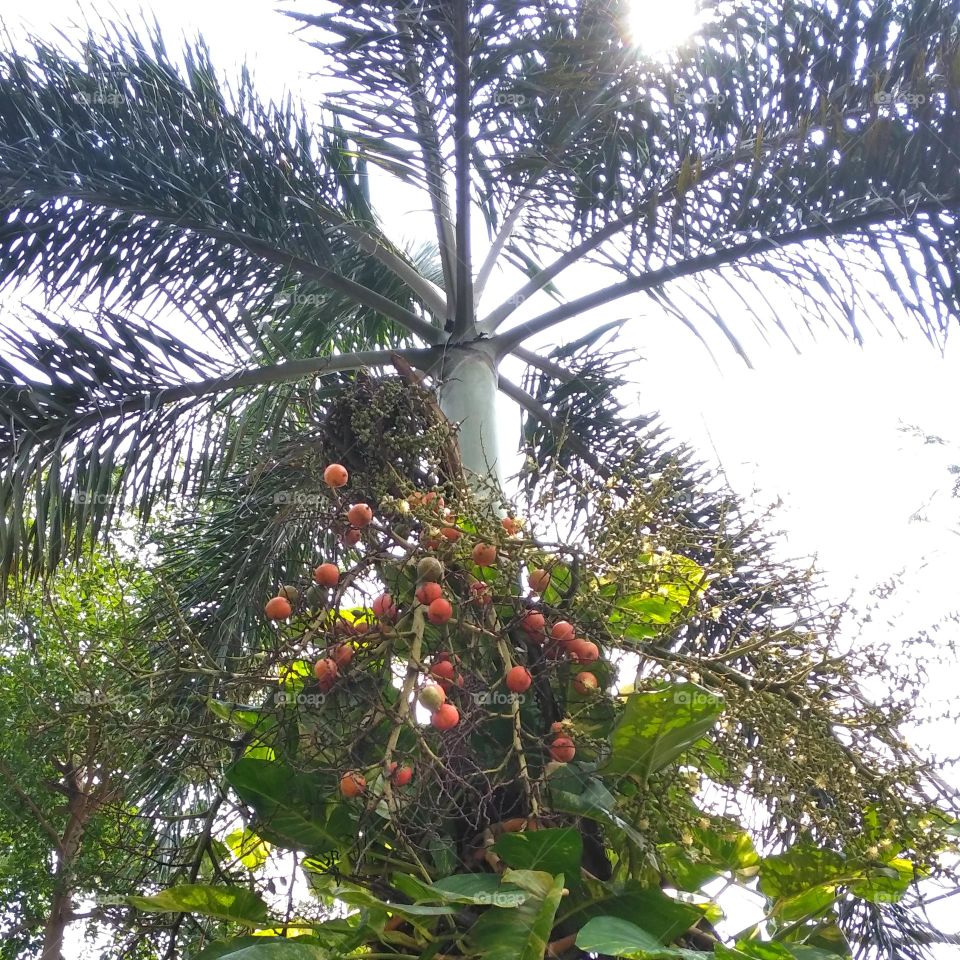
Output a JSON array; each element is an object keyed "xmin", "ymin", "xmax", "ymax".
[
  {"xmin": 0, "ymin": 19, "xmax": 442, "ymax": 344},
  {"xmin": 0, "ymin": 304, "xmax": 429, "ymax": 586},
  {"xmin": 483, "ymin": 0, "xmax": 960, "ymax": 349}
]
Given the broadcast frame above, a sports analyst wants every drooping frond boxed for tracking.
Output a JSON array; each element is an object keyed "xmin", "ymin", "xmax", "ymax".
[
  {"xmin": 482, "ymin": 0, "xmax": 960, "ymax": 351},
  {"xmin": 287, "ymin": 1, "xmax": 960, "ymax": 351},
  {"xmin": 0, "ymin": 20, "xmax": 443, "ymax": 344},
  {"xmin": 0, "ymin": 304, "xmax": 432, "ymax": 586}
]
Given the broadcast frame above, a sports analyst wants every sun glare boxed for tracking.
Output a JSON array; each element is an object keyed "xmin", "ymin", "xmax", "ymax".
[{"xmin": 628, "ymin": 0, "xmax": 703, "ymax": 57}]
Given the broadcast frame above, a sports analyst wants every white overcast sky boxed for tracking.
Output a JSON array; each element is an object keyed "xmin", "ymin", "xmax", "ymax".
[{"xmin": 2, "ymin": 0, "xmax": 958, "ymax": 956}]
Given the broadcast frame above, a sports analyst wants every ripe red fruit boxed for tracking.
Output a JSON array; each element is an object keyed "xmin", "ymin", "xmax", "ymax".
[
  {"xmin": 416, "ymin": 582, "xmax": 443, "ymax": 605},
  {"xmin": 570, "ymin": 639, "xmax": 600, "ymax": 664},
  {"xmin": 409, "ymin": 491, "xmax": 444, "ymax": 511},
  {"xmin": 427, "ymin": 597, "xmax": 453, "ymax": 625},
  {"xmin": 347, "ymin": 503, "xmax": 374, "ymax": 528},
  {"xmin": 391, "ymin": 763, "xmax": 414, "ymax": 787},
  {"xmin": 430, "ymin": 660, "xmax": 456, "ymax": 682},
  {"xmin": 471, "ymin": 543, "xmax": 497, "ymax": 567},
  {"xmin": 419, "ymin": 683, "xmax": 446, "ymax": 711},
  {"xmin": 323, "ymin": 463, "xmax": 349, "ymax": 488},
  {"xmin": 520, "ymin": 610, "xmax": 546, "ymax": 635},
  {"xmin": 550, "ymin": 721, "xmax": 566, "ymax": 735},
  {"xmin": 343, "ymin": 528, "xmax": 362, "ymax": 546},
  {"xmin": 550, "ymin": 736, "xmax": 576, "ymax": 763},
  {"xmin": 331, "ymin": 643, "xmax": 353, "ymax": 670},
  {"xmin": 501, "ymin": 517, "xmax": 521, "ymax": 535},
  {"xmin": 265, "ymin": 596, "xmax": 292, "ymax": 620},
  {"xmin": 313, "ymin": 563, "xmax": 339, "ymax": 587},
  {"xmin": 573, "ymin": 671, "xmax": 599, "ymax": 695},
  {"xmin": 314, "ymin": 657, "xmax": 338, "ymax": 689},
  {"xmin": 528, "ymin": 568, "xmax": 551, "ymax": 593},
  {"xmin": 550, "ymin": 620, "xmax": 576, "ymax": 643},
  {"xmin": 431, "ymin": 703, "xmax": 460, "ymax": 730},
  {"xmin": 441, "ymin": 526, "xmax": 461, "ymax": 542},
  {"xmin": 506, "ymin": 665, "xmax": 532, "ymax": 694},
  {"xmin": 339, "ymin": 771, "xmax": 365, "ymax": 797},
  {"xmin": 371, "ymin": 593, "xmax": 396, "ymax": 620},
  {"xmin": 470, "ymin": 581, "xmax": 492, "ymax": 606}
]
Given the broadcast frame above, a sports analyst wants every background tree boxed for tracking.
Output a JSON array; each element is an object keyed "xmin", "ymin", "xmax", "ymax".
[{"xmin": 0, "ymin": 2, "xmax": 958, "ymax": 958}]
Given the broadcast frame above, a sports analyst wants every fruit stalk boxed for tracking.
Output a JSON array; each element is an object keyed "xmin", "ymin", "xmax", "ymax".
[
  {"xmin": 496, "ymin": 633, "xmax": 539, "ymax": 819},
  {"xmin": 381, "ymin": 604, "xmax": 432, "ymax": 882}
]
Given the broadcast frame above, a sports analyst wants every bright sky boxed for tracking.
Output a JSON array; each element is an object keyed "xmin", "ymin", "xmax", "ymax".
[{"xmin": 2, "ymin": 0, "xmax": 958, "ymax": 956}]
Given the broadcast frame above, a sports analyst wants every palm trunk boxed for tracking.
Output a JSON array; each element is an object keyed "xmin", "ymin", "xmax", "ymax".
[{"xmin": 436, "ymin": 343, "xmax": 504, "ymax": 499}]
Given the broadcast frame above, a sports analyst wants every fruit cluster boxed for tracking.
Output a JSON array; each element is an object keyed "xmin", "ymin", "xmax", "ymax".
[{"xmin": 261, "ymin": 464, "xmax": 612, "ymax": 802}]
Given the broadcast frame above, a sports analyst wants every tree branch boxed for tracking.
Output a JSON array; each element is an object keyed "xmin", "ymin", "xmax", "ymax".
[
  {"xmin": 474, "ymin": 185, "xmax": 534, "ymax": 305},
  {"xmin": 0, "ymin": 756, "xmax": 63, "ymax": 850},
  {"xmin": 509, "ymin": 345, "xmax": 576, "ymax": 384},
  {"xmin": 396, "ymin": 19, "xmax": 457, "ymax": 322},
  {"xmin": 329, "ymin": 217, "xmax": 447, "ymax": 319}
]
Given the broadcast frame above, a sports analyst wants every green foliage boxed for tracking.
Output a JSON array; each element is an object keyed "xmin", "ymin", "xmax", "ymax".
[
  {"xmin": 0, "ymin": 2, "xmax": 958, "ymax": 958},
  {"xmin": 129, "ymin": 885, "xmax": 271, "ymax": 928},
  {"xmin": 602, "ymin": 683, "xmax": 724, "ymax": 780}
]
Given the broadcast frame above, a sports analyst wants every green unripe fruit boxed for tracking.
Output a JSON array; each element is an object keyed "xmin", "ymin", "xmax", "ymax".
[{"xmin": 417, "ymin": 556, "xmax": 444, "ymax": 583}]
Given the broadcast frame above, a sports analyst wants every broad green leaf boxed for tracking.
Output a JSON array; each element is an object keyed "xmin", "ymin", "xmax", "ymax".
[
  {"xmin": 329, "ymin": 881, "xmax": 455, "ymax": 919},
  {"xmin": 195, "ymin": 941, "xmax": 333, "ymax": 960},
  {"xmin": 225, "ymin": 828, "xmax": 272, "ymax": 870},
  {"xmin": 428, "ymin": 834, "xmax": 459, "ymax": 876},
  {"xmin": 759, "ymin": 845, "xmax": 882, "ymax": 920},
  {"xmin": 717, "ymin": 943, "xmax": 848, "ymax": 960},
  {"xmin": 759, "ymin": 846, "xmax": 848, "ymax": 900},
  {"xmin": 715, "ymin": 946, "xmax": 787, "ymax": 960},
  {"xmin": 493, "ymin": 828, "xmax": 583, "ymax": 878},
  {"xmin": 847, "ymin": 858, "xmax": 916, "ymax": 904},
  {"xmin": 558, "ymin": 882, "xmax": 700, "ymax": 944},
  {"xmin": 549, "ymin": 775, "xmax": 646, "ymax": 846},
  {"xmin": 575, "ymin": 915, "xmax": 708, "ymax": 958},
  {"xmin": 392, "ymin": 872, "xmax": 528, "ymax": 908},
  {"xmin": 467, "ymin": 871, "xmax": 565, "ymax": 960},
  {"xmin": 715, "ymin": 944, "xmax": 793, "ymax": 960},
  {"xmin": 602, "ymin": 684, "xmax": 723, "ymax": 780},
  {"xmin": 128, "ymin": 884, "xmax": 270, "ymax": 928},
  {"xmin": 208, "ymin": 699, "xmax": 276, "ymax": 734},
  {"xmin": 226, "ymin": 759, "xmax": 353, "ymax": 854},
  {"xmin": 659, "ymin": 826, "xmax": 760, "ymax": 892}
]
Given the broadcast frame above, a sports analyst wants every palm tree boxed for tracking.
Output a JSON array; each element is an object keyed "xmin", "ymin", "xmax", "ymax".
[
  {"xmin": 1, "ymin": 2, "xmax": 958, "ymax": 566},
  {"xmin": 0, "ymin": 3, "xmax": 958, "ymax": 958}
]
